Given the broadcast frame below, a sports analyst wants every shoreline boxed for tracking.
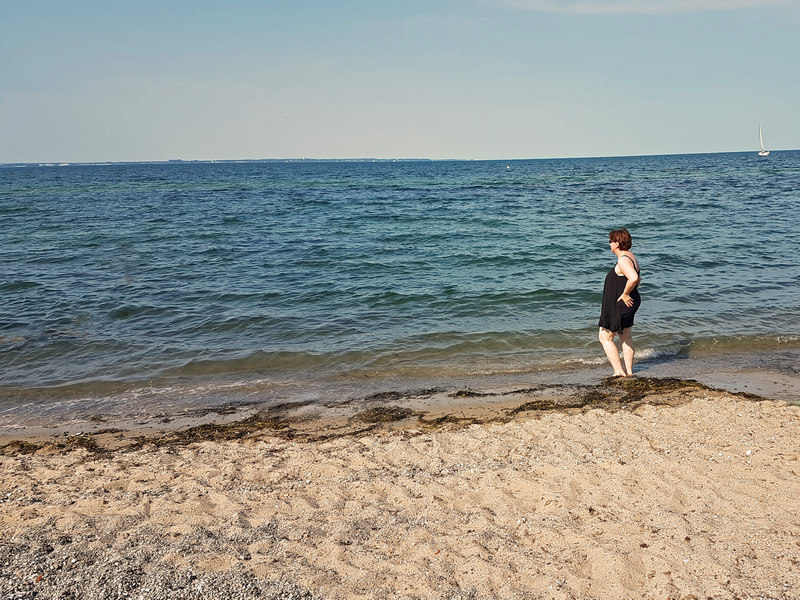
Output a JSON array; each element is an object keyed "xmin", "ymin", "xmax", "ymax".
[
  {"xmin": 0, "ymin": 358, "xmax": 800, "ymax": 454},
  {"xmin": 3, "ymin": 353, "xmax": 800, "ymax": 452},
  {"xmin": 2, "ymin": 347, "xmax": 799, "ymax": 448},
  {"xmin": 2, "ymin": 377, "xmax": 799, "ymax": 599},
  {"xmin": 0, "ymin": 376, "xmax": 773, "ymax": 455}
]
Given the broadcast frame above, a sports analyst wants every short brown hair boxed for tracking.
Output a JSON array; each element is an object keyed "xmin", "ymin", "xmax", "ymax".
[{"xmin": 609, "ymin": 228, "xmax": 632, "ymax": 250}]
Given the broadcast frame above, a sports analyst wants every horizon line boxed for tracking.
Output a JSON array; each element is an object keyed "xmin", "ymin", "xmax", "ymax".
[{"xmin": 1, "ymin": 148, "xmax": 795, "ymax": 167}]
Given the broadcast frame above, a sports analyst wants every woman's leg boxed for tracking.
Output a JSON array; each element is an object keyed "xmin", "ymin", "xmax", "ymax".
[
  {"xmin": 620, "ymin": 327, "xmax": 634, "ymax": 376},
  {"xmin": 598, "ymin": 328, "xmax": 626, "ymax": 376}
]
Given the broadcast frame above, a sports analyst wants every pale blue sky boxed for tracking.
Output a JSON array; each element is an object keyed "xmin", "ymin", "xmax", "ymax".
[{"xmin": 2, "ymin": 1, "xmax": 798, "ymax": 162}]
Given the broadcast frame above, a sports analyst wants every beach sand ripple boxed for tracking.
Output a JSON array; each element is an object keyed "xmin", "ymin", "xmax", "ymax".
[{"xmin": 2, "ymin": 388, "xmax": 800, "ymax": 599}]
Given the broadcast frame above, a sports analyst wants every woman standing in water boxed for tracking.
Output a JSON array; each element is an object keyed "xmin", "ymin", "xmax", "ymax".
[{"xmin": 598, "ymin": 228, "xmax": 641, "ymax": 377}]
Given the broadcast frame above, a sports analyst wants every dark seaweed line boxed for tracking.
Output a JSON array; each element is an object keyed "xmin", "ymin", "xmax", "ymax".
[{"xmin": 0, "ymin": 378, "xmax": 768, "ymax": 457}]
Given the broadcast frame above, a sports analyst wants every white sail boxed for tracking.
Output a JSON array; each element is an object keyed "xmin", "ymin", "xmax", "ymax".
[{"xmin": 758, "ymin": 124, "xmax": 770, "ymax": 156}]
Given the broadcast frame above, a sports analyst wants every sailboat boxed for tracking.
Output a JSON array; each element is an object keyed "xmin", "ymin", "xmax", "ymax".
[{"xmin": 758, "ymin": 124, "xmax": 770, "ymax": 157}]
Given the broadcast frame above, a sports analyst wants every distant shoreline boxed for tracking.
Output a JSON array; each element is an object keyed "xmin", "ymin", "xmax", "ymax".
[
  {"xmin": 3, "ymin": 149, "xmax": 798, "ymax": 168},
  {"xmin": 1, "ymin": 158, "xmax": 437, "ymax": 168}
]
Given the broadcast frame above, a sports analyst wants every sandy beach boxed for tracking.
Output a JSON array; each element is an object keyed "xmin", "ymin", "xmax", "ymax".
[{"xmin": 2, "ymin": 377, "xmax": 800, "ymax": 599}]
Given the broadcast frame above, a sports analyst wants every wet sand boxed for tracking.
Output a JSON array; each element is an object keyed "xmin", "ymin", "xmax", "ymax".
[{"xmin": 2, "ymin": 377, "xmax": 800, "ymax": 599}]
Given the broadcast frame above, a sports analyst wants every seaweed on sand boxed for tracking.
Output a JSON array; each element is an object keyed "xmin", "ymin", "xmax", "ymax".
[
  {"xmin": 508, "ymin": 398, "xmax": 575, "ymax": 415},
  {"xmin": 0, "ymin": 440, "xmax": 43, "ymax": 456},
  {"xmin": 351, "ymin": 406, "xmax": 421, "ymax": 424},
  {"xmin": 450, "ymin": 389, "xmax": 491, "ymax": 398},
  {"xmin": 510, "ymin": 377, "xmax": 718, "ymax": 416},
  {"xmin": 0, "ymin": 402, "xmax": 311, "ymax": 456},
  {"xmin": 417, "ymin": 413, "xmax": 478, "ymax": 428},
  {"xmin": 603, "ymin": 376, "xmax": 712, "ymax": 404},
  {"xmin": 0, "ymin": 435, "xmax": 108, "ymax": 457},
  {"xmin": 0, "ymin": 378, "xmax": 768, "ymax": 457}
]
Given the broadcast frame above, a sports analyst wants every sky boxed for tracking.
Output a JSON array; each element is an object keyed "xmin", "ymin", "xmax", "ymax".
[{"xmin": 1, "ymin": 0, "xmax": 798, "ymax": 162}]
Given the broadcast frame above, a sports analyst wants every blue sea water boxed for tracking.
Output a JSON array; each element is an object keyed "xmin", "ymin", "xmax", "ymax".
[{"xmin": 1, "ymin": 153, "xmax": 799, "ymax": 426}]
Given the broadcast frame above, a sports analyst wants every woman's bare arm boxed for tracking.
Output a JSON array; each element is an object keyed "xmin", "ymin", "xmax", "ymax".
[{"xmin": 617, "ymin": 256, "xmax": 639, "ymax": 307}]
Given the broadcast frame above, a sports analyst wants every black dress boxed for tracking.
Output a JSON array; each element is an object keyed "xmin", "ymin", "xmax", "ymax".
[{"xmin": 598, "ymin": 256, "xmax": 641, "ymax": 333}]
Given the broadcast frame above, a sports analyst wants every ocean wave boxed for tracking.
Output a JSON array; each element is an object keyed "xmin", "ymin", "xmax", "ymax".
[
  {"xmin": 0, "ymin": 281, "xmax": 42, "ymax": 292},
  {"xmin": 158, "ymin": 349, "xmax": 372, "ymax": 378},
  {"xmin": 682, "ymin": 334, "xmax": 800, "ymax": 354}
]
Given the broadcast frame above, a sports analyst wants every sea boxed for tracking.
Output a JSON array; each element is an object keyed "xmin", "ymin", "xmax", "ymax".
[{"xmin": 2, "ymin": 152, "xmax": 799, "ymax": 433}]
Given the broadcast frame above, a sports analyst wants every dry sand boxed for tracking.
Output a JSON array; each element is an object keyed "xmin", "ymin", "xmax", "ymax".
[{"xmin": 2, "ymin": 378, "xmax": 800, "ymax": 599}]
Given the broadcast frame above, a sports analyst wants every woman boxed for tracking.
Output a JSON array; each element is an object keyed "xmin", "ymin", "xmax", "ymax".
[{"xmin": 598, "ymin": 228, "xmax": 641, "ymax": 377}]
